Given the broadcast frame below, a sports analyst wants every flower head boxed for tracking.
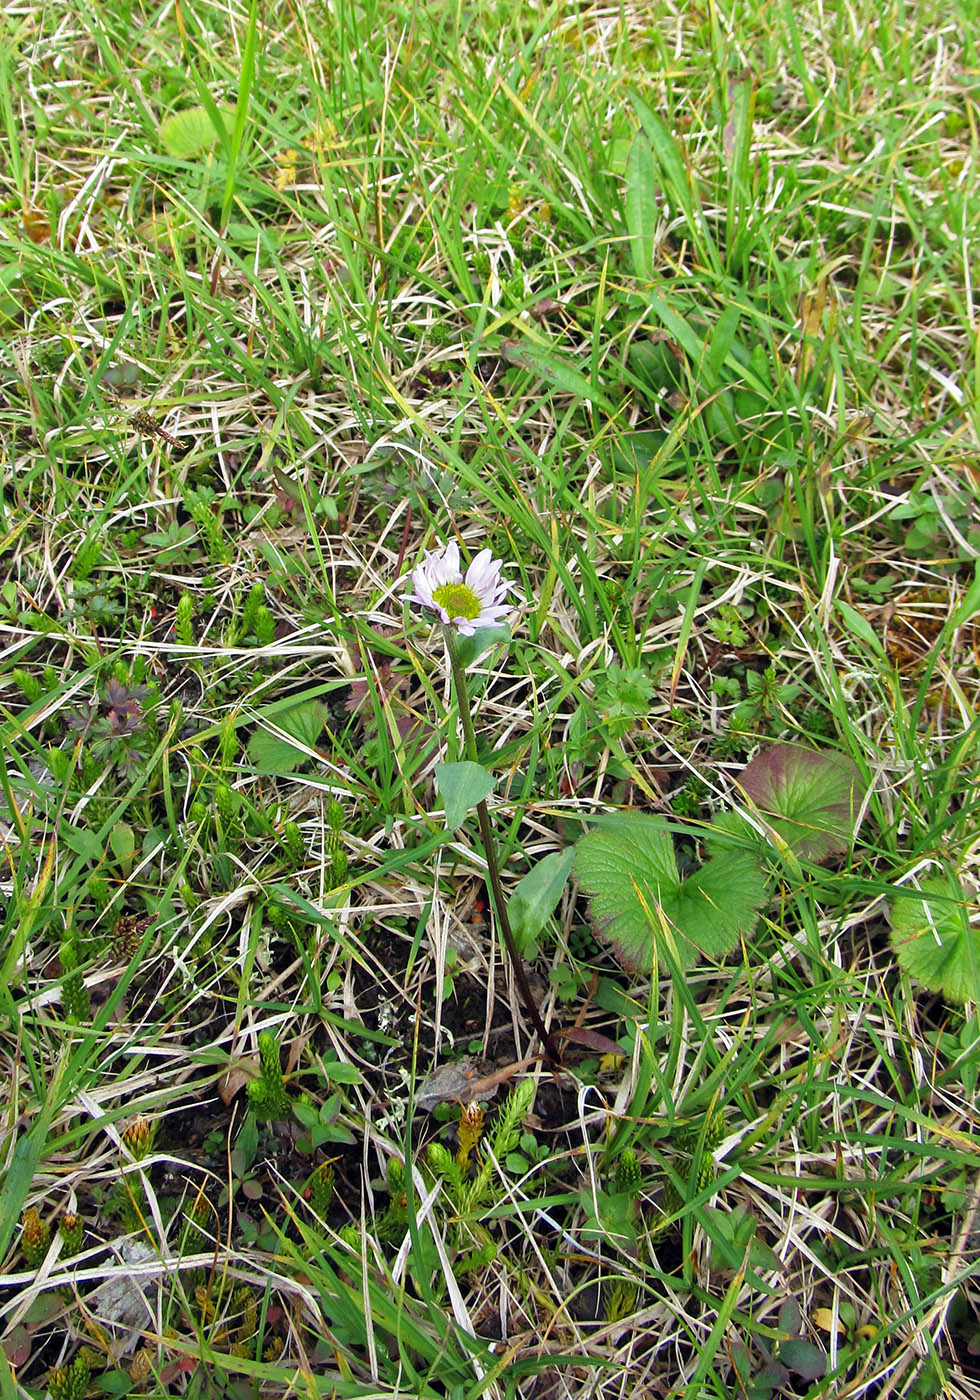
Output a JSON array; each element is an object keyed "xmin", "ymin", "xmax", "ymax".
[{"xmin": 405, "ymin": 541, "xmax": 513, "ymax": 636}]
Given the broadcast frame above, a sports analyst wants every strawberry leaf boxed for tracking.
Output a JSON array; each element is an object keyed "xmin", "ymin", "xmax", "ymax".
[{"xmin": 889, "ymin": 876, "xmax": 980, "ymax": 1004}]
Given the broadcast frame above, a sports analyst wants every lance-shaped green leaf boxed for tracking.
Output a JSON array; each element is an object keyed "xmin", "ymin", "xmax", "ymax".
[
  {"xmin": 890, "ymin": 875, "xmax": 980, "ymax": 1004},
  {"xmin": 499, "ymin": 342, "xmax": 615, "ymax": 414},
  {"xmin": 625, "ymin": 132, "xmax": 657, "ymax": 281},
  {"xmin": 507, "ymin": 848, "xmax": 574, "ymax": 954},
  {"xmin": 573, "ymin": 814, "xmax": 767, "ymax": 972}
]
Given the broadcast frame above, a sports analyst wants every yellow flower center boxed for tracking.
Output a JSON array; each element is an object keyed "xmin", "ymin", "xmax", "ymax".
[{"xmin": 432, "ymin": 582, "xmax": 480, "ymax": 620}]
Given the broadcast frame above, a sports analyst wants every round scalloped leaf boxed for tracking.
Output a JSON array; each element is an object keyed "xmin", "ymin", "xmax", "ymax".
[
  {"xmin": 889, "ymin": 877, "xmax": 979, "ymax": 1004},
  {"xmin": 573, "ymin": 814, "xmax": 767, "ymax": 972},
  {"xmin": 735, "ymin": 743, "xmax": 863, "ymax": 862},
  {"xmin": 160, "ymin": 105, "xmax": 234, "ymax": 159}
]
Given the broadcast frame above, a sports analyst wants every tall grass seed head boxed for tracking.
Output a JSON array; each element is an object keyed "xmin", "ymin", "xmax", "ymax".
[{"xmin": 405, "ymin": 541, "xmax": 513, "ymax": 636}]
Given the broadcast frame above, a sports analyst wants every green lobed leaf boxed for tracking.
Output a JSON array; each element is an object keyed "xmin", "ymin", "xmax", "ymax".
[
  {"xmin": 573, "ymin": 814, "xmax": 767, "ymax": 972},
  {"xmin": 734, "ymin": 743, "xmax": 864, "ymax": 862},
  {"xmin": 889, "ymin": 876, "xmax": 980, "ymax": 1004},
  {"xmin": 672, "ymin": 849, "xmax": 768, "ymax": 957},
  {"xmin": 434, "ymin": 761, "xmax": 495, "ymax": 831}
]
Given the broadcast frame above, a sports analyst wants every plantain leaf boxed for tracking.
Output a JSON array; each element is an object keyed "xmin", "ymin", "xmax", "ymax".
[
  {"xmin": 499, "ymin": 342, "xmax": 615, "ymax": 414},
  {"xmin": 889, "ymin": 875, "xmax": 980, "ymax": 1004},
  {"xmin": 573, "ymin": 814, "xmax": 766, "ymax": 972},
  {"xmin": 625, "ymin": 132, "xmax": 657, "ymax": 281}
]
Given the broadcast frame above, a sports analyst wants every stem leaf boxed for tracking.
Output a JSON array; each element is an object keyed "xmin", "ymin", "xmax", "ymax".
[
  {"xmin": 507, "ymin": 848, "xmax": 574, "ymax": 953},
  {"xmin": 435, "ymin": 761, "xmax": 496, "ymax": 831}
]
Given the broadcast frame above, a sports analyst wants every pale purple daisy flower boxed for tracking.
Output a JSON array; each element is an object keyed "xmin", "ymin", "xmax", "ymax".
[{"xmin": 405, "ymin": 541, "xmax": 514, "ymax": 636}]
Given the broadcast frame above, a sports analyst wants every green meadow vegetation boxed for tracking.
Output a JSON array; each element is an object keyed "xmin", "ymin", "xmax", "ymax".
[{"xmin": 1, "ymin": 0, "xmax": 979, "ymax": 1395}]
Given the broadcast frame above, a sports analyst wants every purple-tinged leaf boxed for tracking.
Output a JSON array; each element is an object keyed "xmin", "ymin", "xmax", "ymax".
[
  {"xmin": 559, "ymin": 1027, "xmax": 624, "ymax": 1056},
  {"xmin": 778, "ymin": 1337, "xmax": 827, "ymax": 1380},
  {"xmin": 778, "ymin": 1296, "xmax": 802, "ymax": 1335},
  {"xmin": 735, "ymin": 743, "xmax": 863, "ymax": 861}
]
